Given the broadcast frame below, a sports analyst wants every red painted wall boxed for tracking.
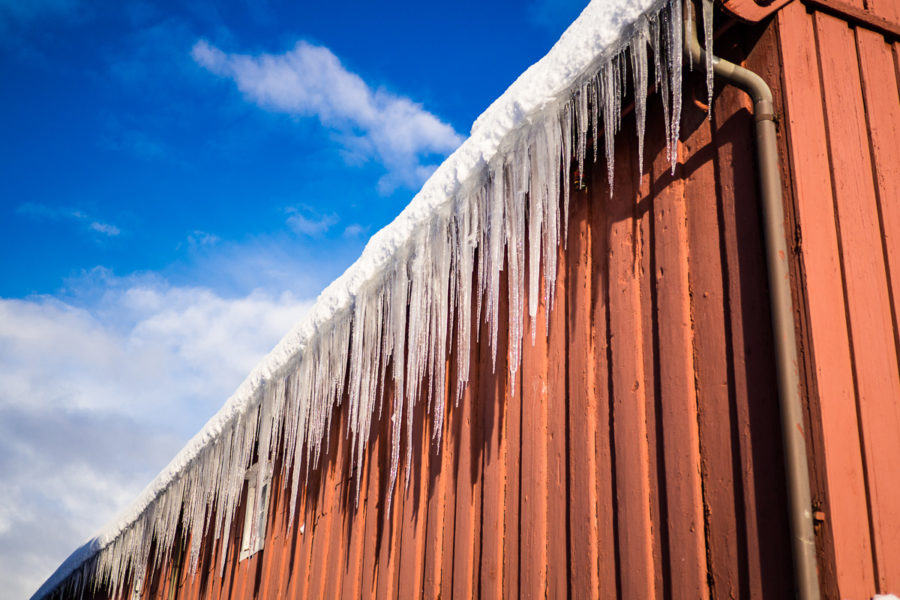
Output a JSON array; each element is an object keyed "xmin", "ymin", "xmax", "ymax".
[
  {"xmin": 138, "ymin": 25, "xmax": 798, "ymax": 600},
  {"xmin": 77, "ymin": 6, "xmax": 900, "ymax": 598},
  {"xmin": 777, "ymin": 1, "xmax": 900, "ymax": 596}
]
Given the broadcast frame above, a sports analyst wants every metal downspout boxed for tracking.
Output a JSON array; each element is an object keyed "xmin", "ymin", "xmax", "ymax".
[{"xmin": 683, "ymin": 10, "xmax": 821, "ymax": 600}]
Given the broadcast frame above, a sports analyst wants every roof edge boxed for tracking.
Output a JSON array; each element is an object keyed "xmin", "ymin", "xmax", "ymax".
[{"xmin": 32, "ymin": 0, "xmax": 684, "ymax": 596}]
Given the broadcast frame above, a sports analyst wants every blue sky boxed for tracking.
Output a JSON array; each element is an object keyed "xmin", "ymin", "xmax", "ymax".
[{"xmin": 0, "ymin": 0, "xmax": 585, "ymax": 596}]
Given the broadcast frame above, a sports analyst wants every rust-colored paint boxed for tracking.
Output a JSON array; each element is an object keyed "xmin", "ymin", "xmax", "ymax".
[
  {"xmin": 607, "ymin": 127, "xmax": 656, "ymax": 600},
  {"xmin": 68, "ymin": 10, "xmax": 900, "ymax": 600},
  {"xmin": 777, "ymin": 1, "xmax": 900, "ymax": 596},
  {"xmin": 720, "ymin": 0, "xmax": 794, "ymax": 22},
  {"xmin": 566, "ymin": 181, "xmax": 601, "ymax": 599},
  {"xmin": 649, "ymin": 118, "xmax": 707, "ymax": 600}
]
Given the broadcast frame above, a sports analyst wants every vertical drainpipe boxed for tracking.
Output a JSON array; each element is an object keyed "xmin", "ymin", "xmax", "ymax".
[{"xmin": 683, "ymin": 9, "xmax": 821, "ymax": 600}]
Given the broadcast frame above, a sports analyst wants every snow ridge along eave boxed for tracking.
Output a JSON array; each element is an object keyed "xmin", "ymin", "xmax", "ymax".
[{"xmin": 33, "ymin": 0, "xmax": 685, "ymax": 596}]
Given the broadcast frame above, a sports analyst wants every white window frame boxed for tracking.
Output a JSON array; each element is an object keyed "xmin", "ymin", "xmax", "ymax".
[{"xmin": 239, "ymin": 463, "xmax": 271, "ymax": 560}]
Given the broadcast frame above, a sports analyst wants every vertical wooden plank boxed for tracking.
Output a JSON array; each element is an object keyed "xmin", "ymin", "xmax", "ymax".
[
  {"xmin": 855, "ymin": 33, "xmax": 900, "ymax": 586},
  {"xmin": 323, "ymin": 413, "xmax": 352, "ymax": 600},
  {"xmin": 501, "ymin": 309, "xmax": 522, "ymax": 600},
  {"xmin": 479, "ymin": 271, "xmax": 509, "ymax": 599},
  {"xmin": 340, "ymin": 409, "xmax": 374, "ymax": 600},
  {"xmin": 223, "ymin": 502, "xmax": 246, "ymax": 597},
  {"xmin": 229, "ymin": 502, "xmax": 252, "ymax": 600},
  {"xmin": 263, "ymin": 462, "xmax": 289, "ymax": 598},
  {"xmin": 232, "ymin": 547, "xmax": 250, "ymax": 599},
  {"xmin": 306, "ymin": 419, "xmax": 343, "ymax": 598},
  {"xmin": 683, "ymin": 106, "xmax": 745, "ymax": 599},
  {"xmin": 519, "ymin": 254, "xmax": 551, "ymax": 598},
  {"xmin": 449, "ymin": 313, "xmax": 483, "ymax": 600},
  {"xmin": 359, "ymin": 412, "xmax": 385, "ymax": 599},
  {"xmin": 566, "ymin": 183, "xmax": 601, "ymax": 599},
  {"xmin": 547, "ymin": 203, "xmax": 569, "ymax": 600},
  {"xmin": 606, "ymin": 132, "xmax": 656, "ymax": 600},
  {"xmin": 636, "ymin": 140, "xmax": 667, "ymax": 600},
  {"xmin": 419, "ymin": 407, "xmax": 441, "ymax": 600},
  {"xmin": 179, "ymin": 537, "xmax": 197, "ymax": 600},
  {"xmin": 283, "ymin": 465, "xmax": 312, "ymax": 598},
  {"xmin": 296, "ymin": 461, "xmax": 325, "ymax": 599},
  {"xmin": 857, "ymin": 28, "xmax": 900, "ymax": 371},
  {"xmin": 382, "ymin": 482, "xmax": 406, "ymax": 598},
  {"xmin": 370, "ymin": 378, "xmax": 407, "ymax": 600},
  {"xmin": 649, "ymin": 125, "xmax": 709, "ymax": 600},
  {"xmin": 713, "ymin": 55, "xmax": 794, "ymax": 596},
  {"xmin": 589, "ymin": 153, "xmax": 619, "ymax": 600},
  {"xmin": 816, "ymin": 12, "xmax": 900, "ymax": 592},
  {"xmin": 439, "ymin": 387, "xmax": 459, "ymax": 600},
  {"xmin": 776, "ymin": 4, "xmax": 874, "ymax": 597},
  {"xmin": 396, "ymin": 381, "xmax": 432, "ymax": 599},
  {"xmin": 424, "ymin": 361, "xmax": 456, "ymax": 599},
  {"xmin": 375, "ymin": 429, "xmax": 404, "ymax": 600}
]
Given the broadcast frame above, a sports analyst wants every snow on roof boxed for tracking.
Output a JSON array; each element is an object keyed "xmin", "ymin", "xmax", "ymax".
[{"xmin": 33, "ymin": 0, "xmax": 686, "ymax": 596}]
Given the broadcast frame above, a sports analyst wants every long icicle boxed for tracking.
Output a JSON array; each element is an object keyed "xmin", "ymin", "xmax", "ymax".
[{"xmin": 40, "ymin": 1, "xmax": 690, "ymax": 596}]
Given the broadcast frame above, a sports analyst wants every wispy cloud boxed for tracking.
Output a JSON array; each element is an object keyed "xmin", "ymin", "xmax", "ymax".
[
  {"xmin": 186, "ymin": 230, "xmax": 220, "ymax": 248},
  {"xmin": 285, "ymin": 207, "xmax": 337, "ymax": 236},
  {"xmin": 18, "ymin": 203, "xmax": 122, "ymax": 238},
  {"xmin": 89, "ymin": 222, "xmax": 121, "ymax": 236},
  {"xmin": 0, "ymin": 269, "xmax": 313, "ymax": 598},
  {"xmin": 342, "ymin": 223, "xmax": 366, "ymax": 238},
  {"xmin": 191, "ymin": 39, "xmax": 464, "ymax": 193}
]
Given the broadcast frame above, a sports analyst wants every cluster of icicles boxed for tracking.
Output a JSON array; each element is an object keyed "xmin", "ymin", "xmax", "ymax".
[{"xmin": 43, "ymin": 0, "xmax": 716, "ymax": 597}]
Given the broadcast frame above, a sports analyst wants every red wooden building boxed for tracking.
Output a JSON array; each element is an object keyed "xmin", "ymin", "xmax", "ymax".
[{"xmin": 35, "ymin": 0, "xmax": 900, "ymax": 598}]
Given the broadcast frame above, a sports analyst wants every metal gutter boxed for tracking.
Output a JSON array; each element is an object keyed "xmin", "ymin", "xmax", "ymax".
[{"xmin": 684, "ymin": 9, "xmax": 821, "ymax": 600}]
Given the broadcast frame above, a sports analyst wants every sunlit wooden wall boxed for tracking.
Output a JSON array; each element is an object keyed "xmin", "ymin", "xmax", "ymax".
[
  {"xmin": 777, "ymin": 0, "xmax": 900, "ymax": 597},
  {"xmin": 120, "ymin": 6, "xmax": 900, "ymax": 598}
]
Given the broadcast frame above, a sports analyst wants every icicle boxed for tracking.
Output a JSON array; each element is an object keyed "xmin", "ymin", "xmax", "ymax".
[
  {"xmin": 631, "ymin": 17, "xmax": 650, "ymax": 181},
  {"xmin": 455, "ymin": 189, "xmax": 476, "ymax": 405},
  {"xmin": 488, "ymin": 162, "xmax": 505, "ymax": 372},
  {"xmin": 543, "ymin": 115, "xmax": 561, "ymax": 319},
  {"xmin": 702, "ymin": 0, "xmax": 715, "ymax": 116},
  {"xmin": 39, "ymin": 1, "xmax": 695, "ymax": 596},
  {"xmin": 576, "ymin": 91, "xmax": 587, "ymax": 188},
  {"xmin": 507, "ymin": 138, "xmax": 527, "ymax": 394},
  {"xmin": 590, "ymin": 76, "xmax": 600, "ymax": 165},
  {"xmin": 528, "ymin": 135, "xmax": 544, "ymax": 343},
  {"xmin": 685, "ymin": 0, "xmax": 694, "ymax": 71},
  {"xmin": 651, "ymin": 12, "xmax": 671, "ymax": 165},
  {"xmin": 561, "ymin": 102, "xmax": 573, "ymax": 245},
  {"xmin": 668, "ymin": 0, "xmax": 684, "ymax": 172},
  {"xmin": 602, "ymin": 61, "xmax": 617, "ymax": 196}
]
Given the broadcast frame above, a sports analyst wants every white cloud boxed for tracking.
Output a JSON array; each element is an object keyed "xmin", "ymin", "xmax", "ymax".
[
  {"xmin": 285, "ymin": 207, "xmax": 337, "ymax": 236},
  {"xmin": 342, "ymin": 223, "xmax": 365, "ymax": 238},
  {"xmin": 0, "ymin": 271, "xmax": 313, "ymax": 598},
  {"xmin": 191, "ymin": 39, "xmax": 464, "ymax": 192},
  {"xmin": 186, "ymin": 229, "xmax": 220, "ymax": 247},
  {"xmin": 89, "ymin": 222, "xmax": 121, "ymax": 236},
  {"xmin": 18, "ymin": 203, "xmax": 122, "ymax": 238}
]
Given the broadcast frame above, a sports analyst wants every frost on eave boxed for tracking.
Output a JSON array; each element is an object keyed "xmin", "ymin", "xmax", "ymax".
[{"xmin": 32, "ymin": 0, "xmax": 709, "ymax": 597}]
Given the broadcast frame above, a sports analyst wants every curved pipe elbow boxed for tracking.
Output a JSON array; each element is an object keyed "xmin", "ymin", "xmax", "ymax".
[{"xmin": 685, "ymin": 19, "xmax": 774, "ymax": 111}]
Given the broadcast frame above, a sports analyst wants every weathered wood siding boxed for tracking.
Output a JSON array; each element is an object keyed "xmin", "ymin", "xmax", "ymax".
[
  {"xmin": 777, "ymin": 1, "xmax": 900, "ymax": 597},
  {"xmin": 109, "ymin": 7, "xmax": 900, "ymax": 599},
  {"xmin": 130, "ymin": 22, "xmax": 808, "ymax": 600}
]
